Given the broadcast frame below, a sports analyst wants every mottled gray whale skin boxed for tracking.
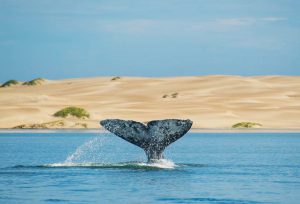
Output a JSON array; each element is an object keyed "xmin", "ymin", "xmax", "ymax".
[{"xmin": 100, "ymin": 119, "xmax": 193, "ymax": 162}]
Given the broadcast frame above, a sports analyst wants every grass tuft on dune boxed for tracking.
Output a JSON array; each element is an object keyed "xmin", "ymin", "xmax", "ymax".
[
  {"xmin": 54, "ymin": 107, "xmax": 90, "ymax": 119},
  {"xmin": 232, "ymin": 122, "xmax": 262, "ymax": 128},
  {"xmin": 23, "ymin": 78, "xmax": 44, "ymax": 86},
  {"xmin": 111, "ymin": 76, "xmax": 121, "ymax": 81},
  {"xmin": 1, "ymin": 80, "xmax": 19, "ymax": 87},
  {"xmin": 13, "ymin": 120, "xmax": 65, "ymax": 129},
  {"xmin": 162, "ymin": 92, "xmax": 178, "ymax": 98}
]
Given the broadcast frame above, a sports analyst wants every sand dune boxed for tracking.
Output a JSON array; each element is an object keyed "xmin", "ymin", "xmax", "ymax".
[{"xmin": 0, "ymin": 76, "xmax": 299, "ymax": 129}]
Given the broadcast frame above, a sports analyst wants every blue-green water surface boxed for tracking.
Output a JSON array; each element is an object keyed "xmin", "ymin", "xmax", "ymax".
[{"xmin": 0, "ymin": 132, "xmax": 300, "ymax": 204}]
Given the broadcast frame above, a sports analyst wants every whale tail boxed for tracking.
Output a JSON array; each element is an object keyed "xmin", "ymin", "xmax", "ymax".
[{"xmin": 100, "ymin": 119, "xmax": 193, "ymax": 162}]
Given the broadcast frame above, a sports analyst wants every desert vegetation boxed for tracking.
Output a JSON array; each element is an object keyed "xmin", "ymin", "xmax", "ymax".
[
  {"xmin": 75, "ymin": 122, "xmax": 88, "ymax": 128},
  {"xmin": 13, "ymin": 120, "xmax": 65, "ymax": 129},
  {"xmin": 232, "ymin": 122, "xmax": 262, "ymax": 128},
  {"xmin": 111, "ymin": 76, "xmax": 121, "ymax": 81},
  {"xmin": 23, "ymin": 78, "xmax": 44, "ymax": 85},
  {"xmin": 1, "ymin": 80, "xmax": 19, "ymax": 87},
  {"xmin": 13, "ymin": 120, "xmax": 88, "ymax": 129},
  {"xmin": 171, "ymin": 93, "xmax": 178, "ymax": 98},
  {"xmin": 54, "ymin": 106, "xmax": 90, "ymax": 119},
  {"xmin": 162, "ymin": 92, "xmax": 178, "ymax": 98}
]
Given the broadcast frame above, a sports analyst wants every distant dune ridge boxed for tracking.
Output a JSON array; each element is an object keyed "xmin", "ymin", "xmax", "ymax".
[{"xmin": 0, "ymin": 76, "xmax": 299, "ymax": 129}]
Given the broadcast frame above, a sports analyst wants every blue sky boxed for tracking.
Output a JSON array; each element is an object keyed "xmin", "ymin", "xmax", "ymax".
[{"xmin": 0, "ymin": 0, "xmax": 300, "ymax": 81}]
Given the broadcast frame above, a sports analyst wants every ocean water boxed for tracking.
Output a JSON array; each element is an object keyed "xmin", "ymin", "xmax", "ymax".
[{"xmin": 0, "ymin": 132, "xmax": 300, "ymax": 204}]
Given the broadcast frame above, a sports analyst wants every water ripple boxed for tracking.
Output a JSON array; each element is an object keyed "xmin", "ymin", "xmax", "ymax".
[{"xmin": 157, "ymin": 197, "xmax": 269, "ymax": 204}]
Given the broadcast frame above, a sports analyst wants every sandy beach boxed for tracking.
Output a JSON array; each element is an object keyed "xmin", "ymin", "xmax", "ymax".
[{"xmin": 0, "ymin": 75, "xmax": 299, "ymax": 129}]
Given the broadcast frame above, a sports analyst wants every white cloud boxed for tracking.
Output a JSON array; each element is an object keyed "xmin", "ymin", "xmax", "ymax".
[
  {"xmin": 97, "ymin": 16, "xmax": 287, "ymax": 35},
  {"xmin": 101, "ymin": 20, "xmax": 158, "ymax": 33},
  {"xmin": 216, "ymin": 17, "xmax": 287, "ymax": 27},
  {"xmin": 261, "ymin": 17, "xmax": 287, "ymax": 22},
  {"xmin": 216, "ymin": 18, "xmax": 255, "ymax": 26}
]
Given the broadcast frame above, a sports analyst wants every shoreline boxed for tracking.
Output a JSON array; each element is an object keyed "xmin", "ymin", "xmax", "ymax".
[{"xmin": 0, "ymin": 128, "xmax": 300, "ymax": 134}]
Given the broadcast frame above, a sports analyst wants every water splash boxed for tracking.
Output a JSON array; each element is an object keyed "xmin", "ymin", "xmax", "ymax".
[
  {"xmin": 47, "ymin": 134, "xmax": 177, "ymax": 169},
  {"xmin": 138, "ymin": 159, "xmax": 177, "ymax": 169},
  {"xmin": 64, "ymin": 136, "xmax": 106, "ymax": 164},
  {"xmin": 47, "ymin": 159, "xmax": 177, "ymax": 169}
]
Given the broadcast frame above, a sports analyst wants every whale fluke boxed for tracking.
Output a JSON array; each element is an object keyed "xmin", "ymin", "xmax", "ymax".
[{"xmin": 100, "ymin": 119, "xmax": 193, "ymax": 162}]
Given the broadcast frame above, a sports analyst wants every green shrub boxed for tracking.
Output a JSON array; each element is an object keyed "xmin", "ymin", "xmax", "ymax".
[
  {"xmin": 75, "ymin": 122, "xmax": 88, "ymax": 128},
  {"xmin": 232, "ymin": 122, "xmax": 262, "ymax": 128},
  {"xmin": 13, "ymin": 120, "xmax": 65, "ymax": 129},
  {"xmin": 23, "ymin": 78, "xmax": 44, "ymax": 85},
  {"xmin": 54, "ymin": 107, "xmax": 90, "ymax": 119},
  {"xmin": 171, "ymin": 93, "xmax": 178, "ymax": 98},
  {"xmin": 162, "ymin": 93, "xmax": 178, "ymax": 98},
  {"xmin": 1, "ymin": 80, "xmax": 19, "ymax": 87},
  {"xmin": 111, "ymin": 76, "xmax": 121, "ymax": 81}
]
